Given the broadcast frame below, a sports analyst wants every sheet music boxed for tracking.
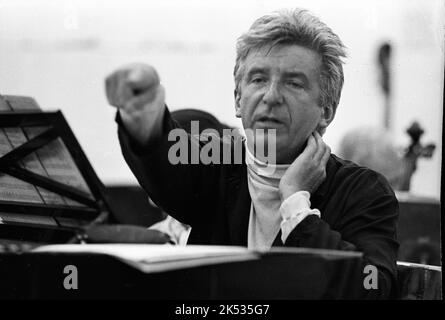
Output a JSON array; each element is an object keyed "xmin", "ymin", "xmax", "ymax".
[
  {"xmin": 24, "ymin": 126, "xmax": 94, "ymax": 207},
  {"xmin": 0, "ymin": 95, "xmax": 94, "ymax": 207},
  {"xmin": 0, "ymin": 94, "xmax": 62, "ymax": 205},
  {"xmin": 4, "ymin": 127, "xmax": 66, "ymax": 205},
  {"xmin": 0, "ymin": 95, "xmax": 99, "ymax": 229},
  {"xmin": 0, "ymin": 129, "xmax": 44, "ymax": 203},
  {"xmin": 0, "ymin": 96, "xmax": 93, "ymax": 207}
]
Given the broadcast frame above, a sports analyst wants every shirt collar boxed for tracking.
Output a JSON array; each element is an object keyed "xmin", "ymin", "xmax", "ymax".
[
  {"xmin": 244, "ymin": 140, "xmax": 290, "ymax": 181},
  {"xmin": 243, "ymin": 139, "xmax": 334, "ymax": 198}
]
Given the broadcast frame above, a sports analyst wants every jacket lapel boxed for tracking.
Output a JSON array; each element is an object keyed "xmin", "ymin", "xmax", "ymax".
[{"xmin": 225, "ymin": 165, "xmax": 251, "ymax": 246}]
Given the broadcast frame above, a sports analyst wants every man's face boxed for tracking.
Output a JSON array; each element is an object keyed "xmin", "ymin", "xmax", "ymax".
[{"xmin": 235, "ymin": 44, "xmax": 331, "ymax": 164}]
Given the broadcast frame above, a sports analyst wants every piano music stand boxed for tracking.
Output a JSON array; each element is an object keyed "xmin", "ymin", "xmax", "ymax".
[{"xmin": 0, "ymin": 110, "xmax": 113, "ymax": 245}]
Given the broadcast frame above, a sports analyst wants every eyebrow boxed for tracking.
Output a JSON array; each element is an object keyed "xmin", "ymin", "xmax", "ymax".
[
  {"xmin": 246, "ymin": 67, "xmax": 310, "ymax": 83},
  {"xmin": 245, "ymin": 67, "xmax": 268, "ymax": 78},
  {"xmin": 282, "ymin": 71, "xmax": 309, "ymax": 83}
]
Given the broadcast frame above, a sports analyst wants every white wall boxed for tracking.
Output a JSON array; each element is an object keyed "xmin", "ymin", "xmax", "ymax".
[{"xmin": 0, "ymin": 0, "xmax": 443, "ymax": 198}]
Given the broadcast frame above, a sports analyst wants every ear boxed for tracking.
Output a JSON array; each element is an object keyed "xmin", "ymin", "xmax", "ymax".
[
  {"xmin": 316, "ymin": 105, "xmax": 335, "ymax": 134},
  {"xmin": 234, "ymin": 89, "xmax": 242, "ymax": 118}
]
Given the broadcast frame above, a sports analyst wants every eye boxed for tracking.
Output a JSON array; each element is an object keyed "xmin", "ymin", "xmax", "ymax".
[
  {"xmin": 286, "ymin": 80, "xmax": 304, "ymax": 89},
  {"xmin": 251, "ymin": 76, "xmax": 266, "ymax": 84}
]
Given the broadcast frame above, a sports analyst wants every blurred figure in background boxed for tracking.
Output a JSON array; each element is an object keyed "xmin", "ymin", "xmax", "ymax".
[
  {"xmin": 338, "ymin": 122, "xmax": 436, "ymax": 193},
  {"xmin": 338, "ymin": 125, "xmax": 440, "ymax": 269},
  {"xmin": 338, "ymin": 126, "xmax": 405, "ymax": 190}
]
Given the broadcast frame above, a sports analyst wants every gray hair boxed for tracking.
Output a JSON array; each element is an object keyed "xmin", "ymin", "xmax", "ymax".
[{"xmin": 234, "ymin": 8, "xmax": 347, "ymax": 112}]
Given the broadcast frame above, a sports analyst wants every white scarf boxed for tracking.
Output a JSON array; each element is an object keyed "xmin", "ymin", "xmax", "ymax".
[{"xmin": 245, "ymin": 144, "xmax": 290, "ymax": 250}]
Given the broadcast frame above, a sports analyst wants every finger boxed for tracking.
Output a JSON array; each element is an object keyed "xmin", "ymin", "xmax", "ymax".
[
  {"xmin": 116, "ymin": 74, "xmax": 134, "ymax": 107},
  {"xmin": 313, "ymin": 132, "xmax": 327, "ymax": 161},
  {"xmin": 313, "ymin": 130, "xmax": 320, "ymax": 147},
  {"xmin": 314, "ymin": 130, "xmax": 324, "ymax": 148},
  {"xmin": 303, "ymin": 133, "xmax": 317, "ymax": 158},
  {"xmin": 320, "ymin": 144, "xmax": 331, "ymax": 167},
  {"xmin": 314, "ymin": 130, "xmax": 321, "ymax": 141},
  {"xmin": 106, "ymin": 69, "xmax": 131, "ymax": 107}
]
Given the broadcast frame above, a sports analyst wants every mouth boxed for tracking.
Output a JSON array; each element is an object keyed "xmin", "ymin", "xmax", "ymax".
[{"xmin": 255, "ymin": 116, "xmax": 284, "ymax": 127}]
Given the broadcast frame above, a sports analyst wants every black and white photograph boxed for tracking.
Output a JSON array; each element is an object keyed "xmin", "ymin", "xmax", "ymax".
[{"xmin": 0, "ymin": 0, "xmax": 443, "ymax": 305}]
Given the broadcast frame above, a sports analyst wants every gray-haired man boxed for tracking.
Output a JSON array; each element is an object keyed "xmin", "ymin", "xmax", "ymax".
[{"xmin": 106, "ymin": 9, "xmax": 399, "ymax": 299}]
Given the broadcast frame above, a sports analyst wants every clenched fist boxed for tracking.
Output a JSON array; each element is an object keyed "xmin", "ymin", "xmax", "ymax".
[
  {"xmin": 279, "ymin": 131, "xmax": 331, "ymax": 201},
  {"xmin": 105, "ymin": 63, "xmax": 166, "ymax": 145}
]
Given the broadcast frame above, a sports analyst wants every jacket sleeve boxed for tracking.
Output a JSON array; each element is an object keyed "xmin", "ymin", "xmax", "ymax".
[
  {"xmin": 284, "ymin": 172, "xmax": 399, "ymax": 299},
  {"xmin": 115, "ymin": 107, "xmax": 222, "ymax": 228}
]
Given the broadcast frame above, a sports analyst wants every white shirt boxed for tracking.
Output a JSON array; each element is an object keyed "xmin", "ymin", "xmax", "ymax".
[{"xmin": 245, "ymin": 145, "xmax": 321, "ymax": 250}]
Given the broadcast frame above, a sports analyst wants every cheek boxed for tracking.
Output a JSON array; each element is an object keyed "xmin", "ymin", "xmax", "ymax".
[
  {"xmin": 239, "ymin": 95, "xmax": 257, "ymax": 120},
  {"xmin": 289, "ymin": 108, "xmax": 321, "ymax": 134},
  {"xmin": 237, "ymin": 100, "xmax": 251, "ymax": 129}
]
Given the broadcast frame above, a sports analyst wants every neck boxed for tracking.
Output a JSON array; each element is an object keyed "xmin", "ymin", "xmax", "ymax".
[
  {"xmin": 245, "ymin": 142, "xmax": 290, "ymax": 179},
  {"xmin": 245, "ymin": 142, "xmax": 302, "ymax": 165}
]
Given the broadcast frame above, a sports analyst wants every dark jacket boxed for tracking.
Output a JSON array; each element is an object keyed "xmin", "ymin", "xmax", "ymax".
[{"xmin": 116, "ymin": 108, "xmax": 399, "ymax": 299}]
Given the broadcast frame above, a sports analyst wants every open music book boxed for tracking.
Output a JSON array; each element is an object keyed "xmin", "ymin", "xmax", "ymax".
[{"xmin": 33, "ymin": 244, "xmax": 362, "ymax": 273}]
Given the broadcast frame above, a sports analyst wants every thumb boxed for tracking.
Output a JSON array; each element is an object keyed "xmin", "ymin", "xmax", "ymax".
[{"xmin": 299, "ymin": 133, "xmax": 317, "ymax": 160}]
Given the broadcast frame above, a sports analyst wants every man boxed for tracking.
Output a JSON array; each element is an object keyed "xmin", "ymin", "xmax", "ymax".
[{"xmin": 105, "ymin": 9, "xmax": 399, "ymax": 298}]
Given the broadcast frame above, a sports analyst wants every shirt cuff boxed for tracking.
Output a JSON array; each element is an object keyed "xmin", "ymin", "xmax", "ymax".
[{"xmin": 280, "ymin": 191, "xmax": 321, "ymax": 244}]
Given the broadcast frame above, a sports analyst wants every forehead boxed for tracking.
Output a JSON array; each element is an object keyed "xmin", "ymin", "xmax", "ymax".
[{"xmin": 242, "ymin": 44, "xmax": 322, "ymax": 78}]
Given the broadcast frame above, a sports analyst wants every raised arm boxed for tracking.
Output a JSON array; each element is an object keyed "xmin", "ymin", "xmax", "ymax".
[{"xmin": 105, "ymin": 64, "xmax": 221, "ymax": 227}]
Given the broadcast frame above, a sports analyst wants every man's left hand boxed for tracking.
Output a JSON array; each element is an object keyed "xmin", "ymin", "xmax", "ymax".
[{"xmin": 279, "ymin": 131, "xmax": 331, "ymax": 201}]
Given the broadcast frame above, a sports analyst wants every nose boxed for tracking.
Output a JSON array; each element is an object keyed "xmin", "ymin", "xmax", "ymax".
[{"xmin": 262, "ymin": 81, "xmax": 283, "ymax": 106}]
